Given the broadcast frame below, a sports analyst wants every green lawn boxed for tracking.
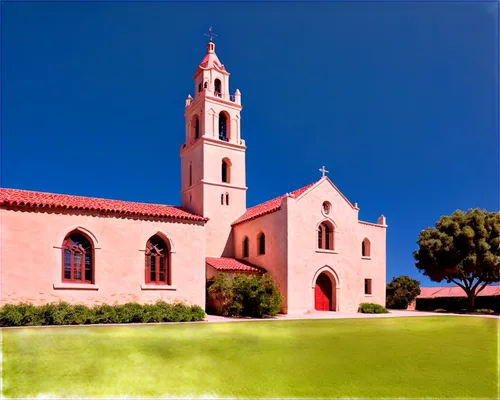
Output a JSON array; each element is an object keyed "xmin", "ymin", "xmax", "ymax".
[{"xmin": 2, "ymin": 316, "xmax": 497, "ymax": 398}]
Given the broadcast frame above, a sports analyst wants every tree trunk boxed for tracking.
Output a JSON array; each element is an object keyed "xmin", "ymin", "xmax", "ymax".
[{"xmin": 466, "ymin": 292, "xmax": 475, "ymax": 311}]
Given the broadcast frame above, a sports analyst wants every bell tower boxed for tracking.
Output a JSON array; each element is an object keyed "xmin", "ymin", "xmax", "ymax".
[{"xmin": 180, "ymin": 28, "xmax": 247, "ymax": 257}]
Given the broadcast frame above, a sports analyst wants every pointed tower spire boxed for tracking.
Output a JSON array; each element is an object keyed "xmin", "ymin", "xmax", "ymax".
[{"xmin": 195, "ymin": 27, "xmax": 225, "ymax": 77}]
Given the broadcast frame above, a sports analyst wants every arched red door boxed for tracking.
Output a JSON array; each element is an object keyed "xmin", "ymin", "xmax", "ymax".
[{"xmin": 315, "ymin": 272, "xmax": 333, "ymax": 311}]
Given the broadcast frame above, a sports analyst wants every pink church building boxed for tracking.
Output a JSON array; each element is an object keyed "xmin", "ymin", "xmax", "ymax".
[{"xmin": 1, "ymin": 35, "xmax": 387, "ymax": 314}]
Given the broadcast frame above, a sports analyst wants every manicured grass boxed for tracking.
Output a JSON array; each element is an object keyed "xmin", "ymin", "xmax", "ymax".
[{"xmin": 2, "ymin": 317, "xmax": 497, "ymax": 398}]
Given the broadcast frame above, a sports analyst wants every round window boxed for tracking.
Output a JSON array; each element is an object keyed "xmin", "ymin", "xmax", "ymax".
[{"xmin": 322, "ymin": 201, "xmax": 331, "ymax": 215}]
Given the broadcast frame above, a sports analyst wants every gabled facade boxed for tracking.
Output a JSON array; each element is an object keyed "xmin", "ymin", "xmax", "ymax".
[{"xmin": 231, "ymin": 178, "xmax": 387, "ymax": 313}]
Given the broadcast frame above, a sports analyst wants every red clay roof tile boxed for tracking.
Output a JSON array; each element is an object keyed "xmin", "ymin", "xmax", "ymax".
[
  {"xmin": 232, "ymin": 181, "xmax": 317, "ymax": 226},
  {"xmin": 417, "ymin": 285, "xmax": 500, "ymax": 298},
  {"xmin": 206, "ymin": 257, "xmax": 266, "ymax": 273},
  {"xmin": 0, "ymin": 188, "xmax": 208, "ymax": 222}
]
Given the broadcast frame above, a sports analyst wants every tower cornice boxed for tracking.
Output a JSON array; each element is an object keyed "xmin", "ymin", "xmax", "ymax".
[
  {"xmin": 180, "ymin": 136, "xmax": 246, "ymax": 157},
  {"xmin": 185, "ymin": 93, "xmax": 243, "ymax": 113}
]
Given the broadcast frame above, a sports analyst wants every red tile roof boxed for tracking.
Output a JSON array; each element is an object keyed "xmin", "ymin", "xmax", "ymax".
[
  {"xmin": 417, "ymin": 285, "xmax": 500, "ymax": 298},
  {"xmin": 0, "ymin": 188, "xmax": 208, "ymax": 222},
  {"xmin": 232, "ymin": 181, "xmax": 317, "ymax": 226},
  {"xmin": 206, "ymin": 257, "xmax": 266, "ymax": 273}
]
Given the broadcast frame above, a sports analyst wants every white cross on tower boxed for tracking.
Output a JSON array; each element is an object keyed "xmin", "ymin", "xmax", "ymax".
[{"xmin": 319, "ymin": 166, "xmax": 329, "ymax": 178}]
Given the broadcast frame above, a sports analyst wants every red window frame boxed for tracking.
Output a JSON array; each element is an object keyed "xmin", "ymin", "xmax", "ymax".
[
  {"xmin": 61, "ymin": 232, "xmax": 94, "ymax": 284},
  {"xmin": 145, "ymin": 236, "xmax": 170, "ymax": 285}
]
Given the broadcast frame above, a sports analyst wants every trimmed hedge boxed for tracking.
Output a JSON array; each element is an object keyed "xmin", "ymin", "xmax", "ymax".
[
  {"xmin": 206, "ymin": 273, "xmax": 283, "ymax": 318},
  {"xmin": 358, "ymin": 302, "xmax": 389, "ymax": 314},
  {"xmin": 0, "ymin": 301, "xmax": 205, "ymax": 327},
  {"xmin": 416, "ymin": 295, "xmax": 500, "ymax": 313},
  {"xmin": 476, "ymin": 309, "xmax": 496, "ymax": 314}
]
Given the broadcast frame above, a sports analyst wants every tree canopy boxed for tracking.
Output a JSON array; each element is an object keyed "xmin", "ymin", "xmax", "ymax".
[
  {"xmin": 413, "ymin": 209, "xmax": 500, "ymax": 310},
  {"xmin": 386, "ymin": 275, "xmax": 421, "ymax": 309}
]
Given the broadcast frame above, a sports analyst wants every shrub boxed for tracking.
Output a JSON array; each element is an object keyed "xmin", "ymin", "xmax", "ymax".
[
  {"xmin": 206, "ymin": 273, "xmax": 244, "ymax": 317},
  {"xmin": 1, "ymin": 303, "xmax": 37, "ymax": 326},
  {"xmin": 358, "ymin": 303, "xmax": 389, "ymax": 314},
  {"xmin": 117, "ymin": 302, "xmax": 143, "ymax": 323},
  {"xmin": 190, "ymin": 305, "xmax": 206, "ymax": 321},
  {"xmin": 476, "ymin": 308, "xmax": 495, "ymax": 314},
  {"xmin": 207, "ymin": 273, "xmax": 283, "ymax": 318},
  {"xmin": 237, "ymin": 274, "xmax": 283, "ymax": 318},
  {"xmin": 0, "ymin": 300, "xmax": 205, "ymax": 327},
  {"xmin": 92, "ymin": 304, "xmax": 121, "ymax": 324}
]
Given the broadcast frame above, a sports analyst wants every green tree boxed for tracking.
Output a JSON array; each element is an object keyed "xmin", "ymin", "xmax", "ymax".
[
  {"xmin": 413, "ymin": 209, "xmax": 500, "ymax": 311},
  {"xmin": 386, "ymin": 276, "xmax": 421, "ymax": 309}
]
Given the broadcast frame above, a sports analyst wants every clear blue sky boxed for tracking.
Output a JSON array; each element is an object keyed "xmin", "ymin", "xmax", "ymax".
[{"xmin": 2, "ymin": 2, "xmax": 498, "ymax": 287}]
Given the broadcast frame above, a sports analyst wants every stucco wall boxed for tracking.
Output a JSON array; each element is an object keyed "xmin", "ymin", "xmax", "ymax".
[
  {"xmin": 232, "ymin": 205, "xmax": 289, "ymax": 312},
  {"xmin": 202, "ymin": 140, "xmax": 247, "ymax": 257},
  {"xmin": 0, "ymin": 207, "xmax": 206, "ymax": 307},
  {"xmin": 357, "ymin": 221, "xmax": 387, "ymax": 310},
  {"xmin": 286, "ymin": 179, "xmax": 386, "ymax": 313}
]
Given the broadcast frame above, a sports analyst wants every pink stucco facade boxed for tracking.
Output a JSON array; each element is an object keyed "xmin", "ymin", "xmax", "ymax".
[
  {"xmin": 233, "ymin": 179, "xmax": 387, "ymax": 314},
  {"xmin": 0, "ymin": 36, "xmax": 387, "ymax": 313},
  {"xmin": 0, "ymin": 206, "xmax": 206, "ymax": 306}
]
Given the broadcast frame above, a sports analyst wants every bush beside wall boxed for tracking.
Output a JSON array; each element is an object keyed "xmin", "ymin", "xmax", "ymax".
[
  {"xmin": 358, "ymin": 303, "xmax": 389, "ymax": 314},
  {"xmin": 416, "ymin": 296, "xmax": 500, "ymax": 313},
  {"xmin": 206, "ymin": 273, "xmax": 283, "ymax": 318},
  {"xmin": 0, "ymin": 301, "xmax": 205, "ymax": 327}
]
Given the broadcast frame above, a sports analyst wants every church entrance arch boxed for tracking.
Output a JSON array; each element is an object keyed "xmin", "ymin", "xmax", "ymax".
[{"xmin": 314, "ymin": 271, "xmax": 337, "ymax": 311}]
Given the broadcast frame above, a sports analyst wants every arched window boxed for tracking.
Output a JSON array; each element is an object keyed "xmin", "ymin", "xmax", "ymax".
[
  {"xmin": 221, "ymin": 159, "xmax": 231, "ymax": 183},
  {"xmin": 62, "ymin": 231, "xmax": 94, "ymax": 283},
  {"xmin": 198, "ymin": 83, "xmax": 202, "ymax": 93},
  {"xmin": 225, "ymin": 193, "xmax": 229, "ymax": 205},
  {"xmin": 219, "ymin": 112, "xmax": 228, "ymax": 141},
  {"xmin": 221, "ymin": 194, "xmax": 224, "ymax": 205},
  {"xmin": 145, "ymin": 235, "xmax": 170, "ymax": 285},
  {"xmin": 362, "ymin": 238, "xmax": 371, "ymax": 257},
  {"xmin": 258, "ymin": 233, "xmax": 266, "ymax": 255},
  {"xmin": 214, "ymin": 79, "xmax": 221, "ymax": 97},
  {"xmin": 194, "ymin": 117, "xmax": 200, "ymax": 140},
  {"xmin": 318, "ymin": 221, "xmax": 334, "ymax": 250},
  {"xmin": 243, "ymin": 237, "xmax": 249, "ymax": 258},
  {"xmin": 318, "ymin": 224, "xmax": 323, "ymax": 248},
  {"xmin": 204, "ymin": 82, "xmax": 208, "ymax": 89},
  {"xmin": 189, "ymin": 163, "xmax": 193, "ymax": 186}
]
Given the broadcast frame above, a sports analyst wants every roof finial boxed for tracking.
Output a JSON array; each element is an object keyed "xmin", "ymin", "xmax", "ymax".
[
  {"xmin": 204, "ymin": 26, "xmax": 217, "ymax": 43},
  {"xmin": 319, "ymin": 166, "xmax": 329, "ymax": 178}
]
